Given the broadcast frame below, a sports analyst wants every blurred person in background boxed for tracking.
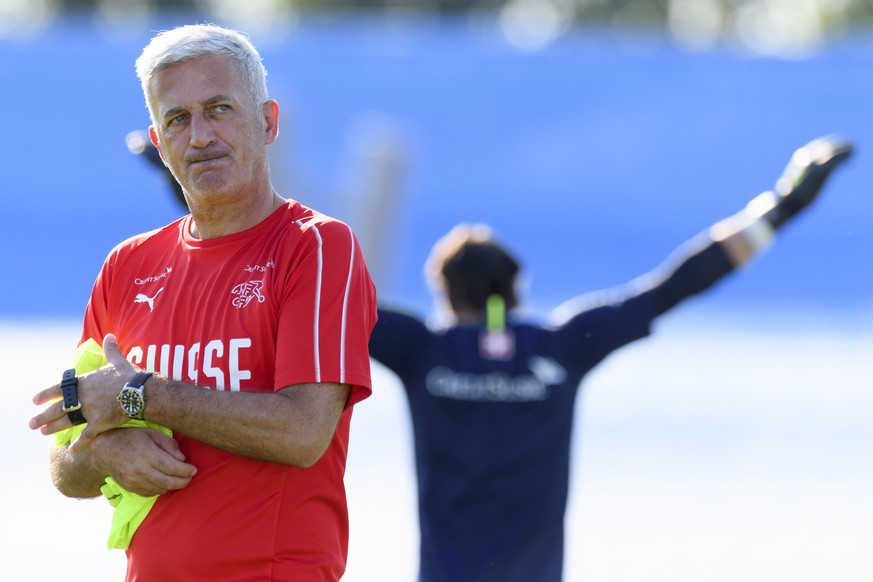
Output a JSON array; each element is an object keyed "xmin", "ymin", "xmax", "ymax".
[
  {"xmin": 368, "ymin": 136, "xmax": 852, "ymax": 582},
  {"xmin": 126, "ymin": 128, "xmax": 186, "ymax": 208},
  {"xmin": 30, "ymin": 23, "xmax": 376, "ymax": 581}
]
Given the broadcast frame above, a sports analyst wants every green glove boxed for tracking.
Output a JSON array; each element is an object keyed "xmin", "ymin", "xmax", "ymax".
[{"xmin": 55, "ymin": 338, "xmax": 172, "ymax": 550}]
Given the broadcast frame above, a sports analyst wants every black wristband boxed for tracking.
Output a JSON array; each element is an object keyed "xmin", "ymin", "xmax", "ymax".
[
  {"xmin": 60, "ymin": 368, "xmax": 87, "ymax": 426},
  {"xmin": 762, "ymin": 202, "xmax": 791, "ymax": 231}
]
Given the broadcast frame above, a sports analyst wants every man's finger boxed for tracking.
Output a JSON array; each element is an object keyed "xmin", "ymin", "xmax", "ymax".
[
  {"xmin": 102, "ymin": 333, "xmax": 127, "ymax": 370},
  {"xmin": 32, "ymin": 385, "xmax": 61, "ymax": 406},
  {"xmin": 29, "ymin": 400, "xmax": 63, "ymax": 431},
  {"xmin": 152, "ymin": 449, "xmax": 197, "ymax": 479},
  {"xmin": 68, "ymin": 427, "xmax": 97, "ymax": 454},
  {"xmin": 149, "ymin": 430, "xmax": 188, "ymax": 462},
  {"xmin": 40, "ymin": 416, "xmax": 71, "ymax": 436}
]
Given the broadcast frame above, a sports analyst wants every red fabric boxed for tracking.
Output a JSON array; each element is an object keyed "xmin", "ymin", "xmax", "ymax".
[{"xmin": 80, "ymin": 201, "xmax": 376, "ymax": 581}]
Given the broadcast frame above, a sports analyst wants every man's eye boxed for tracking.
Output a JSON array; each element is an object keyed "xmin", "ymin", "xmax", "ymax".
[
  {"xmin": 213, "ymin": 104, "xmax": 231, "ymax": 113},
  {"xmin": 168, "ymin": 113, "xmax": 188, "ymax": 127}
]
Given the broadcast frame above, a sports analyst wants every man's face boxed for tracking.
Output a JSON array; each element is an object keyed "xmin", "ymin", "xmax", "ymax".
[{"xmin": 148, "ymin": 54, "xmax": 276, "ymax": 206}]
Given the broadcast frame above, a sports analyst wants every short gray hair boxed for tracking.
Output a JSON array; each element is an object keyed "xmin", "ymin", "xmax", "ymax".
[{"xmin": 135, "ymin": 24, "xmax": 269, "ymax": 124}]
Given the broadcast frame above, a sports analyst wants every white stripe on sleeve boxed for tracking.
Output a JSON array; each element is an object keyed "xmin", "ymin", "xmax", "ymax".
[{"xmin": 297, "ymin": 219, "xmax": 324, "ymax": 382}]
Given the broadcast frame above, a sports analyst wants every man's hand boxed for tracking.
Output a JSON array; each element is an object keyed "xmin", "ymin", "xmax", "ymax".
[
  {"xmin": 53, "ymin": 427, "xmax": 197, "ymax": 498},
  {"xmin": 751, "ymin": 135, "xmax": 855, "ymax": 229},
  {"xmin": 93, "ymin": 428, "xmax": 196, "ymax": 496},
  {"xmin": 30, "ymin": 334, "xmax": 139, "ymax": 452}
]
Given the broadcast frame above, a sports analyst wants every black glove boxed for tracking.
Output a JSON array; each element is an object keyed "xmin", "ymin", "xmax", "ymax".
[{"xmin": 760, "ymin": 135, "xmax": 854, "ymax": 230}]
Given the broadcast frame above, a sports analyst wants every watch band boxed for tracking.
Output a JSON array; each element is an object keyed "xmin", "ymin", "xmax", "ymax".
[
  {"xmin": 126, "ymin": 371, "xmax": 153, "ymax": 390},
  {"xmin": 60, "ymin": 368, "xmax": 87, "ymax": 426}
]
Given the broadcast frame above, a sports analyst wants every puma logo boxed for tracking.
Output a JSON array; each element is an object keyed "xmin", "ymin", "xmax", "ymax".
[{"xmin": 134, "ymin": 288, "xmax": 164, "ymax": 312}]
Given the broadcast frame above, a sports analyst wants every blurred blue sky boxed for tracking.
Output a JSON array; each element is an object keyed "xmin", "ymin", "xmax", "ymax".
[{"xmin": 1, "ymin": 14, "xmax": 870, "ymax": 321}]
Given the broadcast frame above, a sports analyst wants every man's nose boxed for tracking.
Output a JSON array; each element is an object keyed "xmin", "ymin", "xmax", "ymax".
[{"xmin": 189, "ymin": 111, "xmax": 216, "ymax": 148}]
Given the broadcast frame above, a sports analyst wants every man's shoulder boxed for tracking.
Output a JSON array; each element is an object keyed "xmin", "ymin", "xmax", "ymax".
[
  {"xmin": 103, "ymin": 217, "xmax": 185, "ymax": 266},
  {"xmin": 279, "ymin": 201, "xmax": 358, "ymax": 249},
  {"xmin": 284, "ymin": 200, "xmax": 350, "ymax": 232}
]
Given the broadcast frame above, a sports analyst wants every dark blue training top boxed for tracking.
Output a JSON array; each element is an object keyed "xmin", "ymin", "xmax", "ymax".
[{"xmin": 369, "ymin": 238, "xmax": 733, "ymax": 582}]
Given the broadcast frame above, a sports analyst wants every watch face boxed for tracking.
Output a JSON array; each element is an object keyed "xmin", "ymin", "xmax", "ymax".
[{"xmin": 119, "ymin": 388, "xmax": 144, "ymax": 417}]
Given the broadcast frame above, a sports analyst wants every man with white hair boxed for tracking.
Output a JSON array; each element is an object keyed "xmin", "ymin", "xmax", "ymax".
[{"xmin": 30, "ymin": 24, "xmax": 377, "ymax": 581}]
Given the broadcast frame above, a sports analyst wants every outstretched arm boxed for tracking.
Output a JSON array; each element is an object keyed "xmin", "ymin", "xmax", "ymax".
[
  {"xmin": 715, "ymin": 135, "xmax": 854, "ymax": 265},
  {"xmin": 645, "ymin": 135, "xmax": 854, "ymax": 316}
]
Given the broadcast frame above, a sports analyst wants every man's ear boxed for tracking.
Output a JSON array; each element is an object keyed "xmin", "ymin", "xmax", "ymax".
[
  {"xmin": 264, "ymin": 100, "xmax": 279, "ymax": 145},
  {"xmin": 148, "ymin": 126, "xmax": 167, "ymax": 164}
]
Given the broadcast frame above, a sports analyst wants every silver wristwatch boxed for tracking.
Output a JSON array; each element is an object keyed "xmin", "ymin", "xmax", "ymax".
[{"xmin": 117, "ymin": 371, "xmax": 153, "ymax": 420}]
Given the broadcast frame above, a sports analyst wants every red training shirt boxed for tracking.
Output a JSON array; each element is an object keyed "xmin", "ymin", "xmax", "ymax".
[{"xmin": 79, "ymin": 200, "xmax": 377, "ymax": 581}]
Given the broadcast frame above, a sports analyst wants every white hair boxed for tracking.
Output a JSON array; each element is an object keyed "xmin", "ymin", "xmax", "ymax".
[{"xmin": 135, "ymin": 24, "xmax": 269, "ymax": 123}]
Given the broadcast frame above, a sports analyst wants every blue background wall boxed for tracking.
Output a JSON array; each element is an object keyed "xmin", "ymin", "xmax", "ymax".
[{"xmin": 1, "ymin": 15, "xmax": 870, "ymax": 322}]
